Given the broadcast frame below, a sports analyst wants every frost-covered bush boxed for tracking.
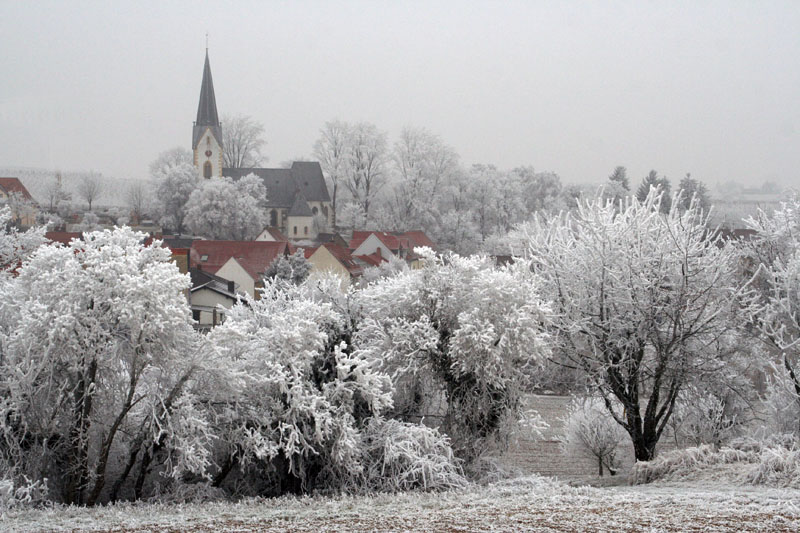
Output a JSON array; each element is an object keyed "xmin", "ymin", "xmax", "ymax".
[
  {"xmin": 350, "ymin": 418, "xmax": 466, "ymax": 493},
  {"xmin": 355, "ymin": 249, "xmax": 550, "ymax": 462},
  {"xmin": 0, "ymin": 227, "xmax": 208, "ymax": 505},
  {"xmin": 0, "ymin": 476, "xmax": 49, "ymax": 511},
  {"xmin": 560, "ymin": 396, "xmax": 626, "ymax": 476},
  {"xmin": 203, "ymin": 280, "xmax": 463, "ymax": 496},
  {"xmin": 264, "ymin": 248, "xmax": 311, "ymax": 285},
  {"xmin": 632, "ymin": 436, "xmax": 800, "ymax": 488}
]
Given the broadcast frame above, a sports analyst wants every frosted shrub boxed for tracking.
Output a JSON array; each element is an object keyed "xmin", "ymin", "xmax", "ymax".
[
  {"xmin": 0, "ymin": 476, "xmax": 48, "ymax": 511},
  {"xmin": 669, "ymin": 378, "xmax": 751, "ymax": 447},
  {"xmin": 204, "ymin": 280, "xmax": 461, "ymax": 496},
  {"xmin": 632, "ymin": 437, "xmax": 800, "ymax": 488},
  {"xmin": 356, "ymin": 249, "xmax": 550, "ymax": 463},
  {"xmin": 560, "ymin": 396, "xmax": 626, "ymax": 476},
  {"xmin": 352, "ymin": 418, "xmax": 466, "ymax": 493}
]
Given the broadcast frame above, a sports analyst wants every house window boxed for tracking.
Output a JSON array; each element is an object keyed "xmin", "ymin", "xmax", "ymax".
[
  {"xmin": 293, "ymin": 226, "xmax": 298, "ymax": 235},
  {"xmin": 200, "ymin": 254, "xmax": 208, "ymax": 262},
  {"xmin": 203, "ymin": 161, "xmax": 212, "ymax": 179},
  {"xmin": 192, "ymin": 309, "xmax": 201, "ymax": 322},
  {"xmin": 304, "ymin": 226, "xmax": 308, "ymax": 235}
]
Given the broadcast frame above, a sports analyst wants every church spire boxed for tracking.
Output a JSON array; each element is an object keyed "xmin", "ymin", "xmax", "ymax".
[{"xmin": 193, "ymin": 50, "xmax": 222, "ymax": 150}]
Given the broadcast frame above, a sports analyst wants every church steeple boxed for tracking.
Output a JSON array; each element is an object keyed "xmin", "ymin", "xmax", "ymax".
[
  {"xmin": 193, "ymin": 50, "xmax": 222, "ymax": 149},
  {"xmin": 192, "ymin": 49, "xmax": 223, "ymax": 179}
]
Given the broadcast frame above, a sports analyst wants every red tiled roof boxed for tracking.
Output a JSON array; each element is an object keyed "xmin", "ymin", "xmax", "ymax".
[
  {"xmin": 397, "ymin": 230, "xmax": 435, "ymax": 250},
  {"xmin": 349, "ymin": 231, "xmax": 403, "ymax": 251},
  {"xmin": 354, "ymin": 251, "xmax": 387, "ymax": 268},
  {"xmin": 0, "ymin": 178, "xmax": 34, "ymax": 201},
  {"xmin": 322, "ymin": 243, "xmax": 362, "ymax": 275},
  {"xmin": 45, "ymin": 231, "xmax": 83, "ymax": 245},
  {"xmin": 302, "ymin": 246, "xmax": 318, "ymax": 259},
  {"xmin": 190, "ymin": 240, "xmax": 289, "ymax": 280}
]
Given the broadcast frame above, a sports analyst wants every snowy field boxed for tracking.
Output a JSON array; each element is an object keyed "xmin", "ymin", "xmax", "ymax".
[{"xmin": 4, "ymin": 476, "xmax": 799, "ymax": 532}]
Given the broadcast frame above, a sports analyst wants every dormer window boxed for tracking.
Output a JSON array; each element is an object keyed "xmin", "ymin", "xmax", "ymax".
[{"xmin": 200, "ymin": 254, "xmax": 208, "ymax": 262}]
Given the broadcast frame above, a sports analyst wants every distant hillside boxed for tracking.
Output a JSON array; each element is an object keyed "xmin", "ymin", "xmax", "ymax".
[{"xmin": 0, "ymin": 167, "xmax": 147, "ymax": 208}]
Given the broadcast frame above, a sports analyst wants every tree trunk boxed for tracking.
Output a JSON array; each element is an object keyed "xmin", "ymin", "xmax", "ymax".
[{"xmin": 598, "ymin": 457, "xmax": 604, "ymax": 477}]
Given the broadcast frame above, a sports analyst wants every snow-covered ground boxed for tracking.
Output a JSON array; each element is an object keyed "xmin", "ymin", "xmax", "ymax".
[{"xmin": 4, "ymin": 476, "xmax": 799, "ymax": 532}]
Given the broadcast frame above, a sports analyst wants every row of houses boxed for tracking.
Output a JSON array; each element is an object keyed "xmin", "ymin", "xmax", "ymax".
[{"xmin": 44, "ymin": 227, "xmax": 435, "ymax": 329}]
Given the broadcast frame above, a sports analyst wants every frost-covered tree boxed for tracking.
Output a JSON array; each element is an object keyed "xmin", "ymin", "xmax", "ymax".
[
  {"xmin": 636, "ymin": 170, "xmax": 671, "ymax": 214},
  {"xmin": 78, "ymin": 174, "xmax": 103, "ymax": 211},
  {"xmin": 313, "ymin": 119, "xmax": 351, "ymax": 228},
  {"xmin": 264, "ymin": 249, "xmax": 311, "ymax": 285},
  {"xmin": 222, "ymin": 114, "xmax": 267, "ymax": 168},
  {"xmin": 525, "ymin": 190, "xmax": 752, "ymax": 461},
  {"xmin": 608, "ymin": 165, "xmax": 629, "ymax": 191},
  {"xmin": 0, "ymin": 207, "xmax": 46, "ymax": 273},
  {"xmin": 387, "ymin": 127, "xmax": 458, "ymax": 232},
  {"xmin": 561, "ymin": 397, "xmax": 626, "ymax": 476},
  {"xmin": 44, "ymin": 171, "xmax": 72, "ymax": 213},
  {"xmin": 745, "ymin": 194, "xmax": 800, "ymax": 434},
  {"xmin": 0, "ymin": 228, "xmax": 208, "ymax": 505},
  {"xmin": 676, "ymin": 173, "xmax": 711, "ymax": 213},
  {"xmin": 345, "ymin": 122, "xmax": 388, "ymax": 222},
  {"xmin": 126, "ymin": 182, "xmax": 149, "ymax": 224},
  {"xmin": 355, "ymin": 250, "xmax": 550, "ymax": 462},
  {"xmin": 514, "ymin": 166, "xmax": 563, "ymax": 215},
  {"xmin": 150, "ymin": 148, "xmax": 198, "ymax": 234},
  {"xmin": 184, "ymin": 174, "xmax": 268, "ymax": 240}
]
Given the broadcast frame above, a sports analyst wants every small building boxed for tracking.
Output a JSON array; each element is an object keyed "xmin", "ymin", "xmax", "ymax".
[
  {"xmin": 304, "ymin": 243, "xmax": 362, "ymax": 286},
  {"xmin": 189, "ymin": 268, "xmax": 240, "ymax": 329}
]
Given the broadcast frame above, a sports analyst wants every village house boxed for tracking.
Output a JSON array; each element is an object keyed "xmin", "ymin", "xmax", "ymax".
[
  {"xmin": 0, "ymin": 177, "xmax": 38, "ymax": 227},
  {"xmin": 189, "ymin": 240, "xmax": 289, "ymax": 299}
]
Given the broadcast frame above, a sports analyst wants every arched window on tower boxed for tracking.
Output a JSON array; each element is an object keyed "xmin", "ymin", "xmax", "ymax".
[
  {"xmin": 270, "ymin": 209, "xmax": 278, "ymax": 227},
  {"xmin": 203, "ymin": 161, "xmax": 212, "ymax": 179},
  {"xmin": 312, "ymin": 206, "xmax": 318, "ymax": 215}
]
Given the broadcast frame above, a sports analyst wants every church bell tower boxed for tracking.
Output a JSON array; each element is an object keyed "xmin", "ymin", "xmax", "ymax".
[{"xmin": 193, "ymin": 49, "xmax": 223, "ymax": 179}]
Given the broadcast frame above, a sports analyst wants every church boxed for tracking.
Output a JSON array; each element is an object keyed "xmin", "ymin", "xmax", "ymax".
[{"xmin": 191, "ymin": 50, "xmax": 333, "ymax": 238}]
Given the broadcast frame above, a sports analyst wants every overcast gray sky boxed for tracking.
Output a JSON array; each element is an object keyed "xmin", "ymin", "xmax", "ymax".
[{"xmin": 1, "ymin": 1, "xmax": 798, "ymax": 187}]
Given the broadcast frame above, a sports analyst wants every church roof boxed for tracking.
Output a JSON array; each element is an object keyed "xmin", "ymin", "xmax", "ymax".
[
  {"xmin": 223, "ymin": 161, "xmax": 330, "ymax": 208},
  {"xmin": 192, "ymin": 51, "xmax": 222, "ymax": 149}
]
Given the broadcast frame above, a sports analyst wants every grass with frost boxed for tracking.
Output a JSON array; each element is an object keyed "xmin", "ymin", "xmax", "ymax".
[{"xmin": 3, "ymin": 475, "xmax": 799, "ymax": 532}]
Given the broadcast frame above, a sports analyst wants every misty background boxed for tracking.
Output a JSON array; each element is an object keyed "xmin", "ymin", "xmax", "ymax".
[{"xmin": 1, "ymin": 0, "xmax": 798, "ymax": 189}]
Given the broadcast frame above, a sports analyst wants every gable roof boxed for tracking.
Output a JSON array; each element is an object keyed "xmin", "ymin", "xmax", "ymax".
[
  {"xmin": 322, "ymin": 243, "xmax": 362, "ymax": 275},
  {"xmin": 349, "ymin": 231, "xmax": 403, "ymax": 252},
  {"xmin": 224, "ymin": 168, "xmax": 296, "ymax": 206},
  {"xmin": 290, "ymin": 162, "xmax": 330, "ymax": 202},
  {"xmin": 223, "ymin": 161, "xmax": 330, "ymax": 208},
  {"xmin": 0, "ymin": 178, "xmax": 34, "ymax": 201},
  {"xmin": 190, "ymin": 240, "xmax": 289, "ymax": 280},
  {"xmin": 190, "ymin": 268, "xmax": 239, "ymax": 299},
  {"xmin": 396, "ymin": 230, "xmax": 435, "ymax": 250}
]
